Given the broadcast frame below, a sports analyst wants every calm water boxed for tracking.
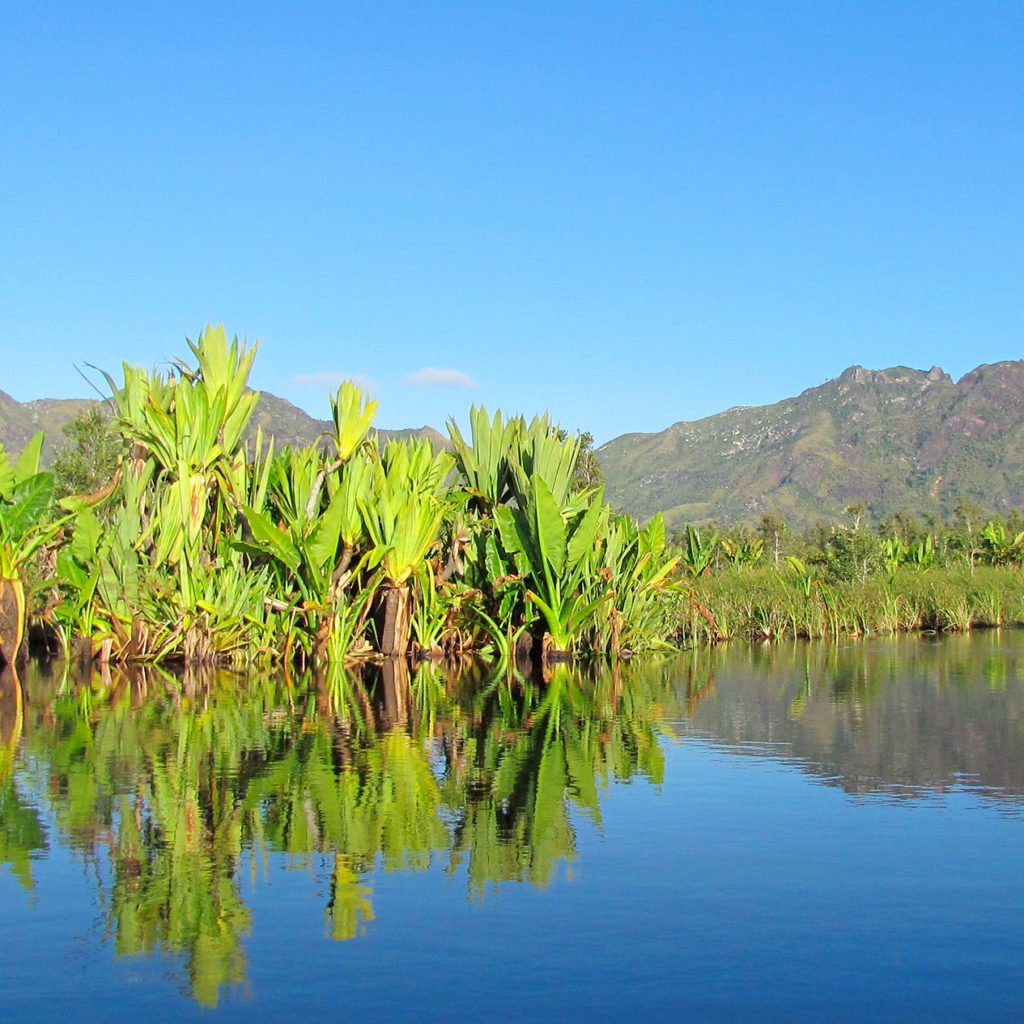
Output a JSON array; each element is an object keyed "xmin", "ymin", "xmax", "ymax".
[{"xmin": 2, "ymin": 634, "xmax": 1023, "ymax": 1021}]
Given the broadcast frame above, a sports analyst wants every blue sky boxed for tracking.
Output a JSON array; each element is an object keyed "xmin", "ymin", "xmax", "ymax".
[{"xmin": 2, "ymin": 1, "xmax": 1021, "ymax": 443}]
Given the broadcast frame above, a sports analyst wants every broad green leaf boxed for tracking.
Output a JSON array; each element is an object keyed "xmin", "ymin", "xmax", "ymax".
[
  {"xmin": 13, "ymin": 432, "xmax": 45, "ymax": 484},
  {"xmin": 4, "ymin": 473, "xmax": 55, "ymax": 539},
  {"xmin": 566, "ymin": 488, "xmax": 605, "ymax": 570},
  {"xmin": 70, "ymin": 509, "xmax": 104, "ymax": 564},
  {"xmin": 0, "ymin": 445, "xmax": 13, "ymax": 499},
  {"xmin": 241, "ymin": 506, "xmax": 302, "ymax": 573},
  {"xmin": 639, "ymin": 513, "xmax": 665, "ymax": 557},
  {"xmin": 306, "ymin": 486, "xmax": 346, "ymax": 573},
  {"xmin": 530, "ymin": 475, "xmax": 566, "ymax": 579}
]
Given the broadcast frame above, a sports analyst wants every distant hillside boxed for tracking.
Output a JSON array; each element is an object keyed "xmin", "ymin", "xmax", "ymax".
[
  {"xmin": 597, "ymin": 360, "xmax": 1024, "ymax": 528},
  {"xmin": 0, "ymin": 389, "xmax": 445, "ymax": 463},
  {"xmin": 0, "ymin": 390, "xmax": 96, "ymax": 460},
  {"xmin": 7, "ymin": 361, "xmax": 1023, "ymax": 528}
]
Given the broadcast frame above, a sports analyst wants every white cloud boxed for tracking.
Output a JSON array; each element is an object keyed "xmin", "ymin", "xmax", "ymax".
[
  {"xmin": 291, "ymin": 371, "xmax": 377, "ymax": 391},
  {"xmin": 402, "ymin": 367, "xmax": 477, "ymax": 390}
]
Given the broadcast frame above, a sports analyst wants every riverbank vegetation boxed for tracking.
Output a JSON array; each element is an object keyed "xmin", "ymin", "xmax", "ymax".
[
  {"xmin": 0, "ymin": 326, "xmax": 679, "ymax": 667},
  {"xmin": 2, "ymin": 325, "xmax": 1023, "ymax": 669},
  {"xmin": 677, "ymin": 513, "xmax": 1024, "ymax": 643}
]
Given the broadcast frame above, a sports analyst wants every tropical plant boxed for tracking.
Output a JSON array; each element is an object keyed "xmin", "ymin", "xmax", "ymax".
[
  {"xmin": 882, "ymin": 535, "xmax": 908, "ymax": 575},
  {"xmin": 605, "ymin": 513, "xmax": 680, "ymax": 655},
  {"xmin": 680, "ymin": 524, "xmax": 718, "ymax": 578},
  {"xmin": 495, "ymin": 476, "xmax": 609, "ymax": 657},
  {"xmin": 447, "ymin": 406, "xmax": 519, "ymax": 512},
  {"xmin": 360, "ymin": 439, "xmax": 454, "ymax": 656},
  {"xmin": 0, "ymin": 434, "xmax": 64, "ymax": 664},
  {"xmin": 979, "ymin": 519, "xmax": 1024, "ymax": 567},
  {"xmin": 721, "ymin": 533, "xmax": 764, "ymax": 570}
]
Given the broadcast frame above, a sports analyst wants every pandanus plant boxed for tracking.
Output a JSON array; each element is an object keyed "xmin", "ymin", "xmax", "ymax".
[
  {"xmin": 495, "ymin": 476, "xmax": 610, "ymax": 658},
  {"xmin": 112, "ymin": 324, "xmax": 259, "ymax": 610},
  {"xmin": 594, "ymin": 513, "xmax": 680, "ymax": 657},
  {"xmin": 360, "ymin": 438, "xmax": 454, "ymax": 656}
]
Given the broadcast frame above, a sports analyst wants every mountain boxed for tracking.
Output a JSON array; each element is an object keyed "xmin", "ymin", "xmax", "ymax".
[
  {"xmin": 6, "ymin": 360, "xmax": 1023, "ymax": 529},
  {"xmin": 0, "ymin": 391, "xmax": 96, "ymax": 459},
  {"xmin": 597, "ymin": 360, "xmax": 1024, "ymax": 528},
  {"xmin": 0, "ymin": 389, "xmax": 446, "ymax": 464}
]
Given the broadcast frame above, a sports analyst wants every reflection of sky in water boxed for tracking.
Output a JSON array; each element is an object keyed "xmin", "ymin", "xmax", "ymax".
[{"xmin": 2, "ymin": 635, "xmax": 1023, "ymax": 1021}]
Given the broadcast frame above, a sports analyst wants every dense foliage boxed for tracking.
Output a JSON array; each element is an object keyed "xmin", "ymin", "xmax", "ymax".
[
  {"xmin": 0, "ymin": 326, "xmax": 679, "ymax": 667},
  {"xmin": 2, "ymin": 327, "xmax": 1023, "ymax": 669},
  {"xmin": 672, "ymin": 509, "xmax": 1024, "ymax": 643}
]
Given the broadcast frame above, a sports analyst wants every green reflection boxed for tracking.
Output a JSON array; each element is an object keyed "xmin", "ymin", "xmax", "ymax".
[
  {"xmin": 5, "ymin": 656, "xmax": 682, "ymax": 1004},
  {"xmin": 443, "ymin": 661, "xmax": 672, "ymax": 896},
  {"xmin": 0, "ymin": 663, "xmax": 46, "ymax": 891},
  {"xmin": 11, "ymin": 636, "xmax": 1020, "ymax": 1006}
]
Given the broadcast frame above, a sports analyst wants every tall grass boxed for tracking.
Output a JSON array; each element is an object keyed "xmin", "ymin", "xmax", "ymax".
[{"xmin": 679, "ymin": 567, "xmax": 1024, "ymax": 645}]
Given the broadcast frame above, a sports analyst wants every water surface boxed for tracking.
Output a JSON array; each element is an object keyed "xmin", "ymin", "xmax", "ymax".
[{"xmin": 2, "ymin": 634, "xmax": 1023, "ymax": 1021}]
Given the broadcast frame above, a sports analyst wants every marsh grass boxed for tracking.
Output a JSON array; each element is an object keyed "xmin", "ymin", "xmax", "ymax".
[{"xmin": 680, "ymin": 567, "xmax": 1024, "ymax": 645}]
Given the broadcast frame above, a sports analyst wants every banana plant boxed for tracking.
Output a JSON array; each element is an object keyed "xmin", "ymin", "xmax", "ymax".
[
  {"xmin": 882, "ymin": 535, "xmax": 909, "ymax": 575},
  {"xmin": 907, "ymin": 533, "xmax": 937, "ymax": 569},
  {"xmin": 979, "ymin": 520, "xmax": 1024, "ymax": 567}
]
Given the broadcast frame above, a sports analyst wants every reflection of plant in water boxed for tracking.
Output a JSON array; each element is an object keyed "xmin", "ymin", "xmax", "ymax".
[
  {"xmin": 442, "ymin": 661, "xmax": 674, "ymax": 897},
  {"xmin": 678, "ymin": 648, "xmax": 717, "ymax": 718},
  {"xmin": 327, "ymin": 853, "xmax": 376, "ymax": 941},
  {"xmin": 105, "ymin": 704, "xmax": 257, "ymax": 1007},
  {"xmin": 245, "ymin": 716, "xmax": 447, "ymax": 876},
  {"xmin": 7, "ymin": 657, "xmax": 681, "ymax": 1002},
  {"xmin": 18, "ymin": 665, "xmax": 283, "ymax": 1006},
  {"xmin": 0, "ymin": 663, "xmax": 47, "ymax": 891}
]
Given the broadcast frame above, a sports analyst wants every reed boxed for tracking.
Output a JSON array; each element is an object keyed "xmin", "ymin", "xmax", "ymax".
[{"xmin": 679, "ymin": 567, "xmax": 1024, "ymax": 645}]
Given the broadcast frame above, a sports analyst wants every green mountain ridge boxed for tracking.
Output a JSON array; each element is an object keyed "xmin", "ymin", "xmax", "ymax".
[
  {"xmin": 597, "ymin": 360, "xmax": 1024, "ymax": 528},
  {"xmin": 5, "ymin": 359, "xmax": 1023, "ymax": 529}
]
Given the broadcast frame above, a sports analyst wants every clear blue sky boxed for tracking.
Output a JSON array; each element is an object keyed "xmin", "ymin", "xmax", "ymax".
[{"xmin": 2, "ymin": 1, "xmax": 1021, "ymax": 443}]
